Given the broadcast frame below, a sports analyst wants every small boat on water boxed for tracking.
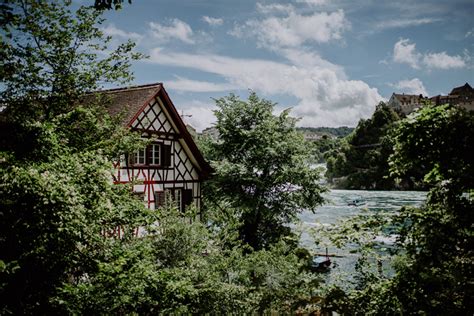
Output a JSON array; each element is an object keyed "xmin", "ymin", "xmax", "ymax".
[
  {"xmin": 310, "ymin": 248, "xmax": 331, "ymax": 271},
  {"xmin": 348, "ymin": 196, "xmax": 365, "ymax": 206}
]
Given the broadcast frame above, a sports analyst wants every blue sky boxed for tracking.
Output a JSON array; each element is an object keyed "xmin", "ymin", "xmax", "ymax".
[{"xmin": 98, "ymin": 0, "xmax": 474, "ymax": 131}]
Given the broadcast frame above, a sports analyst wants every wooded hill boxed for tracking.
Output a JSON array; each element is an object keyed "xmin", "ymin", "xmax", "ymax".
[{"xmin": 297, "ymin": 126, "xmax": 354, "ymax": 138}]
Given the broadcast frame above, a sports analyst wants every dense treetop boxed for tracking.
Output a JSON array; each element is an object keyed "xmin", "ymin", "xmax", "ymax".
[
  {"xmin": 201, "ymin": 93, "xmax": 326, "ymax": 250},
  {"xmin": 325, "ymin": 102, "xmax": 402, "ymax": 190}
]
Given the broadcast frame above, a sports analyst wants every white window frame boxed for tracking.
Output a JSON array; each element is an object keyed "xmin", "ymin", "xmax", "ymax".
[
  {"xmin": 151, "ymin": 144, "xmax": 161, "ymax": 165},
  {"xmin": 135, "ymin": 148, "xmax": 146, "ymax": 165}
]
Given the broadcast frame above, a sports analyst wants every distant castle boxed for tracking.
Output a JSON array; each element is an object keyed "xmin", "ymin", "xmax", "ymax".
[{"xmin": 387, "ymin": 83, "xmax": 474, "ymax": 115}]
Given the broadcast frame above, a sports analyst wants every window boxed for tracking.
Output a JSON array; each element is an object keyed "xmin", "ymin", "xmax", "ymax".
[
  {"xmin": 175, "ymin": 189, "xmax": 182, "ymax": 211},
  {"xmin": 155, "ymin": 189, "xmax": 191, "ymax": 211},
  {"xmin": 129, "ymin": 143, "xmax": 171, "ymax": 167},
  {"xmin": 160, "ymin": 144, "xmax": 172, "ymax": 167},
  {"xmin": 136, "ymin": 148, "xmax": 146, "ymax": 164},
  {"xmin": 147, "ymin": 143, "xmax": 171, "ymax": 166},
  {"xmin": 129, "ymin": 148, "xmax": 146, "ymax": 165},
  {"xmin": 155, "ymin": 189, "xmax": 179, "ymax": 209},
  {"xmin": 155, "ymin": 191, "xmax": 166, "ymax": 208},
  {"xmin": 182, "ymin": 189, "xmax": 193, "ymax": 210},
  {"xmin": 150, "ymin": 144, "xmax": 160, "ymax": 165}
]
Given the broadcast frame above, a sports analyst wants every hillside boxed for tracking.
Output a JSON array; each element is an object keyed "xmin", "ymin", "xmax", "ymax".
[{"xmin": 297, "ymin": 126, "xmax": 354, "ymax": 139}]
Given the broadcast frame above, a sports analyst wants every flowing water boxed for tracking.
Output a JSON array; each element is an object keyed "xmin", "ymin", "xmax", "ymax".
[{"xmin": 296, "ymin": 189, "xmax": 427, "ymax": 284}]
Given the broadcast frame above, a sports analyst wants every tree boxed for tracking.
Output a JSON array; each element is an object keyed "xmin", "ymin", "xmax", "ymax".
[
  {"xmin": 390, "ymin": 103, "xmax": 474, "ymax": 191},
  {"xmin": 323, "ymin": 104, "xmax": 474, "ymax": 315},
  {"xmin": 1, "ymin": 0, "xmax": 141, "ymax": 125},
  {"xmin": 310, "ymin": 135, "xmax": 341, "ymax": 163},
  {"xmin": 0, "ymin": 2, "xmax": 325, "ymax": 314},
  {"xmin": 325, "ymin": 102, "xmax": 402, "ymax": 189},
  {"xmin": 1, "ymin": 149, "xmax": 148, "ymax": 314},
  {"xmin": 55, "ymin": 203, "xmax": 323, "ymax": 314},
  {"xmin": 386, "ymin": 104, "xmax": 474, "ymax": 314},
  {"xmin": 94, "ymin": 0, "xmax": 131, "ymax": 10},
  {"xmin": 0, "ymin": 1, "xmax": 144, "ymax": 313},
  {"xmin": 202, "ymin": 93, "xmax": 325, "ymax": 250}
]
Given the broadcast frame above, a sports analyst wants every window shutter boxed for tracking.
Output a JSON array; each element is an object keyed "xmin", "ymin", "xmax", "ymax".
[
  {"xmin": 125, "ymin": 153, "xmax": 130, "ymax": 166},
  {"xmin": 155, "ymin": 191, "xmax": 165, "ymax": 208},
  {"xmin": 146, "ymin": 145, "xmax": 152, "ymax": 165},
  {"xmin": 166, "ymin": 189, "xmax": 173, "ymax": 201},
  {"xmin": 162, "ymin": 144, "xmax": 172, "ymax": 167},
  {"xmin": 183, "ymin": 189, "xmax": 193, "ymax": 209},
  {"xmin": 128, "ymin": 152, "xmax": 136, "ymax": 165}
]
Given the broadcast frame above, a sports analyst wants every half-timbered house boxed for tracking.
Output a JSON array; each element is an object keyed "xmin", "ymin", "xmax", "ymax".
[{"xmin": 100, "ymin": 83, "xmax": 210, "ymax": 213}]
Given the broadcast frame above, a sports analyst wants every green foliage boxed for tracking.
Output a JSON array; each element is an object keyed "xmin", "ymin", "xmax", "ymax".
[
  {"xmin": 1, "ymin": 0, "xmax": 143, "ymax": 123},
  {"xmin": 322, "ymin": 104, "xmax": 474, "ymax": 315},
  {"xmin": 94, "ymin": 0, "xmax": 132, "ymax": 10},
  {"xmin": 389, "ymin": 103, "xmax": 474, "ymax": 190},
  {"xmin": 389, "ymin": 190, "xmax": 474, "ymax": 314},
  {"xmin": 1, "ymin": 3, "xmax": 326, "ymax": 314},
  {"xmin": 310, "ymin": 135, "xmax": 342, "ymax": 163},
  {"xmin": 203, "ymin": 92, "xmax": 326, "ymax": 250},
  {"xmin": 2, "ymin": 104, "xmax": 145, "ymax": 163},
  {"xmin": 325, "ymin": 102, "xmax": 402, "ymax": 190},
  {"xmin": 314, "ymin": 207, "xmax": 404, "ymax": 315},
  {"xmin": 297, "ymin": 126, "xmax": 354, "ymax": 138},
  {"xmin": 0, "ymin": 151, "xmax": 148, "ymax": 314},
  {"xmin": 0, "ymin": 0, "xmax": 145, "ymax": 313},
  {"xmin": 387, "ymin": 104, "xmax": 474, "ymax": 314},
  {"xmin": 53, "ymin": 204, "xmax": 323, "ymax": 314}
]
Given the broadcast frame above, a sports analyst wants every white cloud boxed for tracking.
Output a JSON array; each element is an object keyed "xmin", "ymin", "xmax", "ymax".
[
  {"xmin": 256, "ymin": 3, "xmax": 293, "ymax": 14},
  {"xmin": 177, "ymin": 100, "xmax": 217, "ymax": 132},
  {"xmin": 295, "ymin": 0, "xmax": 327, "ymax": 6},
  {"xmin": 202, "ymin": 16, "xmax": 223, "ymax": 26},
  {"xmin": 230, "ymin": 8, "xmax": 349, "ymax": 49},
  {"xmin": 392, "ymin": 38, "xmax": 468, "ymax": 70},
  {"xmin": 422, "ymin": 52, "xmax": 466, "ymax": 70},
  {"xmin": 279, "ymin": 48, "xmax": 345, "ymax": 77},
  {"xmin": 292, "ymin": 77, "xmax": 383, "ymax": 127},
  {"xmin": 375, "ymin": 18, "xmax": 438, "ymax": 31},
  {"xmin": 393, "ymin": 38, "xmax": 421, "ymax": 69},
  {"xmin": 149, "ymin": 19, "xmax": 195, "ymax": 44},
  {"xmin": 148, "ymin": 48, "xmax": 382, "ymax": 127},
  {"xmin": 166, "ymin": 77, "xmax": 235, "ymax": 92},
  {"xmin": 391, "ymin": 78, "xmax": 428, "ymax": 96},
  {"xmin": 102, "ymin": 23, "xmax": 143, "ymax": 41}
]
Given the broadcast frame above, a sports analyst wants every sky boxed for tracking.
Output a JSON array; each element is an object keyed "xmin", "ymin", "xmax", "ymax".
[{"xmin": 98, "ymin": 0, "xmax": 474, "ymax": 131}]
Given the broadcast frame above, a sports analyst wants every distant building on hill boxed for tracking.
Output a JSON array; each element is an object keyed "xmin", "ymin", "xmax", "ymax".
[
  {"xmin": 301, "ymin": 131, "xmax": 335, "ymax": 141},
  {"xmin": 430, "ymin": 83, "xmax": 474, "ymax": 112},
  {"xmin": 201, "ymin": 126, "xmax": 219, "ymax": 140},
  {"xmin": 388, "ymin": 83, "xmax": 474, "ymax": 115},
  {"xmin": 186, "ymin": 124, "xmax": 198, "ymax": 139},
  {"xmin": 302, "ymin": 132, "xmax": 326, "ymax": 141},
  {"xmin": 387, "ymin": 93, "xmax": 428, "ymax": 115}
]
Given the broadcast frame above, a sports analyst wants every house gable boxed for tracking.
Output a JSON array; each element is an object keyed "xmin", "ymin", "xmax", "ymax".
[
  {"xmin": 388, "ymin": 93, "xmax": 426, "ymax": 115},
  {"xmin": 124, "ymin": 84, "xmax": 210, "ymax": 178},
  {"xmin": 93, "ymin": 83, "xmax": 210, "ymax": 212}
]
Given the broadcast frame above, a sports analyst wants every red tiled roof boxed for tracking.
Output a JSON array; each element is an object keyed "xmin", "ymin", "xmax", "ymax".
[
  {"xmin": 83, "ymin": 83, "xmax": 162, "ymax": 125},
  {"xmin": 393, "ymin": 93, "xmax": 425, "ymax": 103},
  {"xmin": 449, "ymin": 83, "xmax": 473, "ymax": 96},
  {"xmin": 85, "ymin": 83, "xmax": 211, "ymax": 177}
]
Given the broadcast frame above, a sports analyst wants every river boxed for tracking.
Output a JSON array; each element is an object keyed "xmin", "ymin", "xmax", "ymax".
[{"xmin": 296, "ymin": 189, "xmax": 427, "ymax": 285}]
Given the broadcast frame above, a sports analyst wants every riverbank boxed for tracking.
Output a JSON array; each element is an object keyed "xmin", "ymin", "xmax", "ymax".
[{"xmin": 296, "ymin": 189, "xmax": 427, "ymax": 286}]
